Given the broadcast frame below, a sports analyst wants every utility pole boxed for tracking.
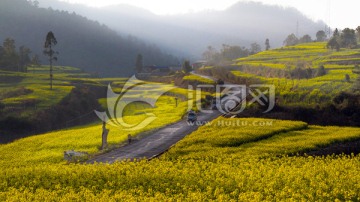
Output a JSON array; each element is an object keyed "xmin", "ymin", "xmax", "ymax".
[
  {"xmin": 327, "ymin": 0, "xmax": 332, "ymax": 37},
  {"xmin": 296, "ymin": 21, "xmax": 299, "ymax": 38}
]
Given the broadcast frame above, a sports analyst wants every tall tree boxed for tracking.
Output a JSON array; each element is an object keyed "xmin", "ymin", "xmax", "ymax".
[
  {"xmin": 316, "ymin": 30, "xmax": 327, "ymax": 42},
  {"xmin": 283, "ymin": 34, "xmax": 299, "ymax": 46},
  {"xmin": 353, "ymin": 65, "xmax": 360, "ymax": 92},
  {"xmin": 327, "ymin": 28, "xmax": 341, "ymax": 51},
  {"xmin": 265, "ymin": 38, "xmax": 270, "ymax": 50},
  {"xmin": 44, "ymin": 31, "xmax": 58, "ymax": 90},
  {"xmin": 135, "ymin": 54, "xmax": 143, "ymax": 73},
  {"xmin": 31, "ymin": 54, "xmax": 41, "ymax": 73},
  {"xmin": 327, "ymin": 37, "xmax": 340, "ymax": 51},
  {"xmin": 356, "ymin": 26, "xmax": 360, "ymax": 42},
  {"xmin": 18, "ymin": 46, "xmax": 31, "ymax": 72},
  {"xmin": 202, "ymin": 46, "xmax": 217, "ymax": 61},
  {"xmin": 3, "ymin": 38, "xmax": 16, "ymax": 55},
  {"xmin": 340, "ymin": 28, "xmax": 357, "ymax": 48},
  {"xmin": 221, "ymin": 44, "xmax": 249, "ymax": 60},
  {"xmin": 0, "ymin": 46, "xmax": 4, "ymax": 59},
  {"xmin": 299, "ymin": 34, "xmax": 312, "ymax": 43},
  {"xmin": 1, "ymin": 38, "xmax": 18, "ymax": 71},
  {"xmin": 250, "ymin": 42, "xmax": 261, "ymax": 54},
  {"xmin": 333, "ymin": 28, "xmax": 340, "ymax": 37},
  {"xmin": 182, "ymin": 60, "xmax": 192, "ymax": 73}
]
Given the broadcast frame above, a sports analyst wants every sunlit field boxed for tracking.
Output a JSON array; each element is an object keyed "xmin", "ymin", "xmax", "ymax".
[
  {"xmin": 1, "ymin": 117, "xmax": 360, "ymax": 201},
  {"xmin": 0, "ymin": 66, "xmax": 128, "ymax": 108},
  {"xmin": 2, "ymin": 0, "xmax": 360, "ymax": 200},
  {"xmin": 0, "ymin": 89, "xmax": 189, "ymax": 168},
  {"xmin": 183, "ymin": 74, "xmax": 215, "ymax": 84},
  {"xmin": 1, "ymin": 44, "xmax": 360, "ymax": 201}
]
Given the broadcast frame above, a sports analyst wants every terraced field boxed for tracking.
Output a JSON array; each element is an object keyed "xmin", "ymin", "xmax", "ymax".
[
  {"xmin": 230, "ymin": 42, "xmax": 359, "ymax": 106},
  {"xmin": 164, "ymin": 117, "xmax": 360, "ymax": 160},
  {"xmin": 1, "ymin": 43, "xmax": 360, "ymax": 201},
  {"xmin": 1, "ymin": 117, "xmax": 360, "ymax": 201}
]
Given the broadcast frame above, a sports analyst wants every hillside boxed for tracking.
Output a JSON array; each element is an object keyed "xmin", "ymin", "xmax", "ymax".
[
  {"xmin": 1, "ymin": 44, "xmax": 360, "ymax": 200},
  {"xmin": 0, "ymin": 66, "xmax": 103, "ymax": 142},
  {"xmin": 0, "ymin": 63, "xmax": 193, "ymax": 143},
  {"xmin": 197, "ymin": 42, "xmax": 360, "ymax": 125},
  {"xmin": 0, "ymin": 0, "xmax": 179, "ymax": 76},
  {"xmin": 233, "ymin": 42, "xmax": 357, "ymax": 105},
  {"xmin": 37, "ymin": 0, "xmax": 326, "ymax": 57}
]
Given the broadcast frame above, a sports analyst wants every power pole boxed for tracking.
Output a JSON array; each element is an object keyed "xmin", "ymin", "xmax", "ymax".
[
  {"xmin": 327, "ymin": 0, "xmax": 332, "ymax": 36},
  {"xmin": 296, "ymin": 21, "xmax": 299, "ymax": 38}
]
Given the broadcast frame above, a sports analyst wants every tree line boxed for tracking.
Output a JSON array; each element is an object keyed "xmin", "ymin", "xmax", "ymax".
[
  {"xmin": 283, "ymin": 26, "xmax": 360, "ymax": 49},
  {"xmin": 0, "ymin": 38, "xmax": 39, "ymax": 72},
  {"xmin": 283, "ymin": 30, "xmax": 327, "ymax": 46},
  {"xmin": 327, "ymin": 27, "xmax": 359, "ymax": 51},
  {"xmin": 202, "ymin": 42, "xmax": 265, "ymax": 65}
]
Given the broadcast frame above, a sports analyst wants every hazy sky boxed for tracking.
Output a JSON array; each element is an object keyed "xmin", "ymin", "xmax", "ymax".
[{"xmin": 59, "ymin": 0, "xmax": 358, "ymax": 29}]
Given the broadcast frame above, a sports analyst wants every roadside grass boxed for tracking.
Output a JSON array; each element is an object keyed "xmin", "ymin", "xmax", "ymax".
[
  {"xmin": 0, "ymin": 94, "xmax": 188, "ymax": 167},
  {"xmin": 0, "ymin": 66, "xmax": 196, "ymax": 168}
]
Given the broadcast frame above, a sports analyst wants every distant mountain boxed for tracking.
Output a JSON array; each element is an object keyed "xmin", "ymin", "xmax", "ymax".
[
  {"xmin": 0, "ymin": 0, "xmax": 179, "ymax": 76},
  {"xmin": 37, "ymin": 1, "xmax": 326, "ymax": 58}
]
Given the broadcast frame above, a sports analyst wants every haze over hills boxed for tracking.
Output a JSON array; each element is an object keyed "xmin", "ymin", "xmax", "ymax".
[
  {"xmin": 38, "ymin": 0, "xmax": 326, "ymax": 58},
  {"xmin": 0, "ymin": 0, "xmax": 327, "ymax": 76},
  {"xmin": 0, "ymin": 0, "xmax": 179, "ymax": 76}
]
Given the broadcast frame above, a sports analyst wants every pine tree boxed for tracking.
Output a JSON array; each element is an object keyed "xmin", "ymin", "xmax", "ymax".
[{"xmin": 44, "ymin": 31, "xmax": 58, "ymax": 90}]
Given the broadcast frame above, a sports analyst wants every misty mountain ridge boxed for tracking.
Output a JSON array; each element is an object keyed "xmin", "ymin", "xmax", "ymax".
[
  {"xmin": 38, "ymin": 0, "xmax": 326, "ymax": 58},
  {"xmin": 0, "ymin": 0, "xmax": 179, "ymax": 76}
]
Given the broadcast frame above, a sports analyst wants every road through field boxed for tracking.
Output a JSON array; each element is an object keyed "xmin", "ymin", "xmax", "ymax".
[
  {"xmin": 87, "ymin": 72, "xmax": 237, "ymax": 163},
  {"xmin": 87, "ymin": 72, "xmax": 223, "ymax": 163},
  {"xmin": 87, "ymin": 110, "xmax": 222, "ymax": 163}
]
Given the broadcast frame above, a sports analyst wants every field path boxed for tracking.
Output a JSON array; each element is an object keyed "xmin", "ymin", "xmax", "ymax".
[
  {"xmin": 87, "ymin": 71, "xmax": 223, "ymax": 163},
  {"xmin": 87, "ymin": 111, "xmax": 221, "ymax": 163},
  {"xmin": 87, "ymin": 72, "xmax": 237, "ymax": 163}
]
